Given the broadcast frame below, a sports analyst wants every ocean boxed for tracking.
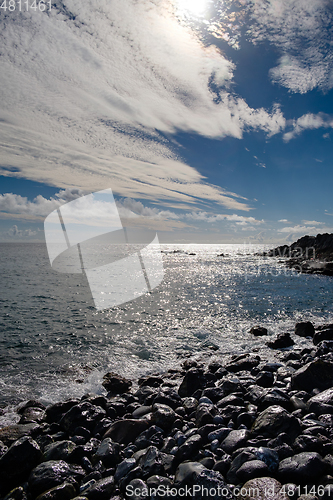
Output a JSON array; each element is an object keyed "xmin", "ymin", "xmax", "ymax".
[{"xmin": 1, "ymin": 242, "xmax": 333, "ymax": 425}]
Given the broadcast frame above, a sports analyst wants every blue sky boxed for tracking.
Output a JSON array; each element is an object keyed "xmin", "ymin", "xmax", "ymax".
[{"xmin": 0, "ymin": 0, "xmax": 333, "ymax": 243}]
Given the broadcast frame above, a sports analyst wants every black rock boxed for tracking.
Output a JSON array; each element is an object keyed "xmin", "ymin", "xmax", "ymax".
[
  {"xmin": 28, "ymin": 460, "xmax": 85, "ymax": 497},
  {"xmin": 267, "ymin": 332, "xmax": 294, "ymax": 349},
  {"xmin": 313, "ymin": 328, "xmax": 333, "ymax": 345},
  {"xmin": 152, "ymin": 403, "xmax": 176, "ymax": 429},
  {"xmin": 19, "ymin": 407, "xmax": 46, "ymax": 424},
  {"xmin": 45, "ymin": 400, "xmax": 80, "ymax": 424},
  {"xmin": 255, "ymin": 371, "xmax": 274, "ymax": 388},
  {"xmin": 35, "ymin": 481, "xmax": 77, "ymax": 500},
  {"xmin": 0, "ymin": 436, "xmax": 42, "ymax": 484},
  {"xmin": 175, "ymin": 461, "xmax": 206, "ymax": 484},
  {"xmin": 295, "ymin": 322, "xmax": 315, "ymax": 338},
  {"xmin": 195, "ymin": 403, "xmax": 215, "ymax": 427},
  {"xmin": 178, "ymin": 369, "xmax": 206, "ymax": 398},
  {"xmin": 0, "ymin": 423, "xmax": 40, "ymax": 446},
  {"xmin": 126, "ymin": 479, "xmax": 148, "ymax": 500},
  {"xmin": 102, "ymin": 372, "xmax": 132, "ymax": 394},
  {"xmin": 278, "ymin": 451, "xmax": 327, "ymax": 483},
  {"xmin": 252, "ymin": 405, "xmax": 301, "ymax": 439},
  {"xmin": 59, "ymin": 402, "xmax": 106, "ymax": 433},
  {"xmin": 220, "ymin": 429, "xmax": 250, "ymax": 454},
  {"xmin": 236, "ymin": 459, "xmax": 269, "ymax": 482},
  {"xmin": 44, "ymin": 440, "xmax": 77, "ymax": 462},
  {"xmin": 224, "ymin": 354, "xmax": 260, "ymax": 372},
  {"xmin": 138, "ymin": 446, "xmax": 174, "ymax": 477},
  {"xmin": 191, "ymin": 469, "xmax": 234, "ymax": 499},
  {"xmin": 83, "ymin": 475, "xmax": 115, "ymax": 500},
  {"xmin": 176, "ymin": 434, "xmax": 202, "ymax": 462},
  {"xmin": 115, "ymin": 458, "xmax": 136, "ymax": 483},
  {"xmin": 93, "ymin": 438, "xmax": 120, "ymax": 467},
  {"xmin": 249, "ymin": 326, "xmax": 268, "ymax": 336},
  {"xmin": 291, "ymin": 360, "xmax": 333, "ymax": 391},
  {"xmin": 103, "ymin": 419, "xmax": 150, "ymax": 445}
]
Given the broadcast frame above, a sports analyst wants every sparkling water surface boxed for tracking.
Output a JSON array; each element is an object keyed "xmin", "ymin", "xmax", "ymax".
[{"xmin": 1, "ymin": 242, "xmax": 333, "ymax": 425}]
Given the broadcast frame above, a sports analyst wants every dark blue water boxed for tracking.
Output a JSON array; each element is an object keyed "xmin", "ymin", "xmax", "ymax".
[{"xmin": 0, "ymin": 242, "xmax": 332, "ymax": 424}]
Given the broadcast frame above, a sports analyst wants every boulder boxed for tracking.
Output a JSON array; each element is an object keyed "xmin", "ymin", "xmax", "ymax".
[
  {"xmin": 313, "ymin": 328, "xmax": 333, "ymax": 345},
  {"xmin": 249, "ymin": 326, "xmax": 268, "ymax": 337},
  {"xmin": 291, "ymin": 360, "xmax": 333, "ymax": 391},
  {"xmin": 28, "ymin": 460, "xmax": 85, "ymax": 497},
  {"xmin": 267, "ymin": 333, "xmax": 294, "ymax": 349},
  {"xmin": 240, "ymin": 477, "xmax": 288, "ymax": 500},
  {"xmin": 221, "ymin": 429, "xmax": 250, "ymax": 454},
  {"xmin": 103, "ymin": 419, "xmax": 150, "ymax": 445},
  {"xmin": 0, "ymin": 423, "xmax": 40, "ymax": 446},
  {"xmin": 102, "ymin": 372, "xmax": 132, "ymax": 394},
  {"xmin": 295, "ymin": 322, "xmax": 315, "ymax": 338},
  {"xmin": 152, "ymin": 403, "xmax": 176, "ymax": 429},
  {"xmin": 0, "ymin": 436, "xmax": 42, "ymax": 483},
  {"xmin": 93, "ymin": 438, "xmax": 120, "ymax": 467},
  {"xmin": 178, "ymin": 368, "xmax": 206, "ymax": 397},
  {"xmin": 82, "ymin": 476, "xmax": 114, "ymax": 500},
  {"xmin": 278, "ymin": 452, "xmax": 326, "ymax": 483},
  {"xmin": 252, "ymin": 405, "xmax": 301, "ymax": 439},
  {"xmin": 59, "ymin": 402, "xmax": 106, "ymax": 433},
  {"xmin": 35, "ymin": 481, "xmax": 77, "ymax": 500}
]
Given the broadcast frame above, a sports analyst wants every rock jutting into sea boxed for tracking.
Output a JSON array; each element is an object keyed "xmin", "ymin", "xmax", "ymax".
[
  {"xmin": 263, "ymin": 233, "xmax": 333, "ymax": 276},
  {"xmin": 2, "ymin": 322, "xmax": 333, "ymax": 499}
]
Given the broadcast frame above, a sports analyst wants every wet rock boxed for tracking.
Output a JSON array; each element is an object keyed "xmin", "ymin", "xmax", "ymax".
[
  {"xmin": 115, "ymin": 458, "xmax": 136, "ymax": 483},
  {"xmin": 226, "ymin": 450, "xmax": 257, "ymax": 484},
  {"xmin": 93, "ymin": 438, "xmax": 120, "ymax": 467},
  {"xmin": 176, "ymin": 434, "xmax": 202, "ymax": 462},
  {"xmin": 201, "ymin": 388, "xmax": 224, "ymax": 403},
  {"xmin": 175, "ymin": 461, "xmax": 207, "ymax": 484},
  {"xmin": 256, "ymin": 371, "xmax": 274, "ymax": 388},
  {"xmin": 19, "ymin": 407, "xmax": 46, "ymax": 424},
  {"xmin": 44, "ymin": 440, "xmax": 77, "ymax": 462},
  {"xmin": 153, "ymin": 389, "xmax": 182, "ymax": 409},
  {"xmin": 249, "ymin": 326, "xmax": 268, "ymax": 337},
  {"xmin": 221, "ymin": 429, "xmax": 250, "ymax": 454},
  {"xmin": 313, "ymin": 328, "xmax": 333, "ymax": 346},
  {"xmin": 267, "ymin": 332, "xmax": 294, "ymax": 349},
  {"xmin": 191, "ymin": 469, "xmax": 234, "ymax": 499},
  {"xmin": 247, "ymin": 446, "xmax": 280, "ymax": 472},
  {"xmin": 278, "ymin": 452, "xmax": 327, "ymax": 483},
  {"xmin": 240, "ymin": 477, "xmax": 287, "ymax": 500},
  {"xmin": 315, "ymin": 340, "xmax": 333, "ymax": 357},
  {"xmin": 46, "ymin": 401, "xmax": 80, "ymax": 424},
  {"xmin": 217, "ymin": 375, "xmax": 242, "ymax": 394},
  {"xmin": 196, "ymin": 403, "xmax": 215, "ymax": 427},
  {"xmin": 83, "ymin": 476, "xmax": 114, "ymax": 500},
  {"xmin": 252, "ymin": 405, "xmax": 301, "ymax": 439},
  {"xmin": 103, "ymin": 419, "xmax": 150, "ymax": 445},
  {"xmin": 182, "ymin": 397, "xmax": 199, "ymax": 413},
  {"xmin": 138, "ymin": 446, "xmax": 174, "ymax": 477},
  {"xmin": 0, "ymin": 436, "xmax": 42, "ymax": 483},
  {"xmin": 295, "ymin": 322, "xmax": 315, "ymax": 338},
  {"xmin": 102, "ymin": 372, "xmax": 132, "ymax": 394},
  {"xmin": 138, "ymin": 376, "xmax": 163, "ymax": 388},
  {"xmin": 178, "ymin": 368, "xmax": 206, "ymax": 398},
  {"xmin": 126, "ymin": 479, "xmax": 147, "ymax": 500},
  {"xmin": 60, "ymin": 403, "xmax": 106, "ymax": 433},
  {"xmin": 28, "ymin": 460, "xmax": 85, "ymax": 497},
  {"xmin": 291, "ymin": 360, "xmax": 333, "ymax": 391},
  {"xmin": 258, "ymin": 389, "xmax": 291, "ymax": 411},
  {"xmin": 132, "ymin": 406, "xmax": 152, "ymax": 419},
  {"xmin": 236, "ymin": 459, "xmax": 269, "ymax": 482},
  {"xmin": 0, "ymin": 423, "xmax": 40, "ymax": 446},
  {"xmin": 226, "ymin": 354, "xmax": 261, "ymax": 373},
  {"xmin": 35, "ymin": 481, "xmax": 77, "ymax": 500},
  {"xmin": 134, "ymin": 425, "xmax": 164, "ymax": 450},
  {"xmin": 152, "ymin": 403, "xmax": 176, "ymax": 429}
]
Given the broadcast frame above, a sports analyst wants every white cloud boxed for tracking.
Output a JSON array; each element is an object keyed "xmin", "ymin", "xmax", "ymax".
[
  {"xmin": 0, "ymin": 0, "xmax": 286, "ymax": 208},
  {"xmin": 278, "ymin": 219, "xmax": 289, "ymax": 222},
  {"xmin": 0, "ymin": 189, "xmax": 83, "ymax": 218},
  {"xmin": 185, "ymin": 211, "xmax": 264, "ymax": 224},
  {"xmin": 283, "ymin": 113, "xmax": 333, "ymax": 141},
  {"xmin": 245, "ymin": 0, "xmax": 333, "ymax": 93},
  {"xmin": 278, "ymin": 225, "xmax": 318, "ymax": 233},
  {"xmin": 302, "ymin": 220, "xmax": 324, "ymax": 225},
  {"xmin": 6, "ymin": 225, "xmax": 38, "ymax": 237}
]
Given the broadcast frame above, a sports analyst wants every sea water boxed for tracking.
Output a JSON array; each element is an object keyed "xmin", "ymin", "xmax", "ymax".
[{"xmin": 0, "ymin": 242, "xmax": 333, "ymax": 425}]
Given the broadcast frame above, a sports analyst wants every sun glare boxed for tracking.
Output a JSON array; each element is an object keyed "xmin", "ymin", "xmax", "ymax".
[{"xmin": 177, "ymin": 0, "xmax": 209, "ymax": 17}]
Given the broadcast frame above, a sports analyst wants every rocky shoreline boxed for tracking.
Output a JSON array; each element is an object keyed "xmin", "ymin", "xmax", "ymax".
[
  {"xmin": 264, "ymin": 233, "xmax": 333, "ymax": 276},
  {"xmin": 2, "ymin": 322, "xmax": 333, "ymax": 499}
]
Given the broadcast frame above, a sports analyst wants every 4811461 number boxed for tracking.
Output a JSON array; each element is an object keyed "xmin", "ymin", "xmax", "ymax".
[{"xmin": 0, "ymin": 0, "xmax": 51, "ymax": 11}]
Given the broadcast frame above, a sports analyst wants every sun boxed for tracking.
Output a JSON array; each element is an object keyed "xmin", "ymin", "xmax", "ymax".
[{"xmin": 177, "ymin": 0, "xmax": 209, "ymax": 17}]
